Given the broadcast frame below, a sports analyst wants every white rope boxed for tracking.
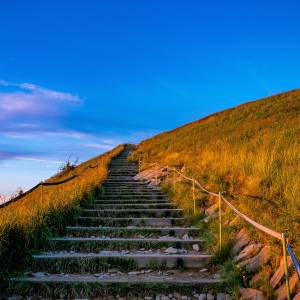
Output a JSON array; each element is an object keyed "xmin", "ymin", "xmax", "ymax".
[
  {"xmin": 221, "ymin": 195, "xmax": 282, "ymax": 240},
  {"xmin": 165, "ymin": 165, "xmax": 282, "ymax": 240}
]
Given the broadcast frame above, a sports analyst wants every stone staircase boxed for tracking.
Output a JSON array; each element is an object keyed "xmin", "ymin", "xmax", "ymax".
[{"xmin": 8, "ymin": 145, "xmax": 228, "ymax": 299}]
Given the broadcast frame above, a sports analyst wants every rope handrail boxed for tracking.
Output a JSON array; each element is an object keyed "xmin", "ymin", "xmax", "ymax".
[
  {"xmin": 0, "ymin": 164, "xmax": 99, "ymax": 209},
  {"xmin": 220, "ymin": 195, "xmax": 282, "ymax": 240},
  {"xmin": 166, "ymin": 165, "xmax": 282, "ymax": 240},
  {"xmin": 138, "ymin": 157, "xmax": 298, "ymax": 296}
]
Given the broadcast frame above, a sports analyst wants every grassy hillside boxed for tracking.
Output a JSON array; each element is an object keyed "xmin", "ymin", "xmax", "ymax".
[
  {"xmin": 132, "ymin": 89, "xmax": 300, "ymax": 246},
  {"xmin": 0, "ymin": 145, "xmax": 124, "ymax": 279}
]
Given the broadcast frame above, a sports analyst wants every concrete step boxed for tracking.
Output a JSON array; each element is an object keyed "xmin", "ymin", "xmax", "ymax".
[
  {"xmin": 108, "ymin": 171, "xmax": 137, "ymax": 173},
  {"xmin": 109, "ymin": 165, "xmax": 136, "ymax": 167},
  {"xmin": 80, "ymin": 209, "xmax": 183, "ymax": 218},
  {"xmin": 9, "ymin": 272, "xmax": 222, "ymax": 298},
  {"xmin": 11, "ymin": 270, "xmax": 221, "ymax": 286},
  {"xmin": 104, "ymin": 180, "xmax": 143, "ymax": 183},
  {"xmin": 102, "ymin": 187, "xmax": 158, "ymax": 190},
  {"xmin": 102, "ymin": 192, "xmax": 165, "ymax": 196},
  {"xmin": 76, "ymin": 217, "xmax": 185, "ymax": 227},
  {"xmin": 31, "ymin": 252, "xmax": 212, "ymax": 272},
  {"xmin": 93, "ymin": 199, "xmax": 169, "ymax": 204},
  {"xmin": 102, "ymin": 190, "xmax": 161, "ymax": 194},
  {"xmin": 106, "ymin": 176, "xmax": 136, "ymax": 179},
  {"xmin": 88, "ymin": 203, "xmax": 174, "ymax": 209},
  {"xmin": 102, "ymin": 191, "xmax": 162, "ymax": 195},
  {"xmin": 48, "ymin": 237, "xmax": 203, "ymax": 251},
  {"xmin": 97, "ymin": 195, "xmax": 165, "ymax": 199},
  {"xmin": 102, "ymin": 189, "xmax": 161, "ymax": 193},
  {"xmin": 66, "ymin": 226, "xmax": 200, "ymax": 238}
]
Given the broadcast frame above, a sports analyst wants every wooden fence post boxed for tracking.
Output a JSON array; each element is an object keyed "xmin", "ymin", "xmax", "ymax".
[
  {"xmin": 166, "ymin": 166, "xmax": 169, "ymax": 183},
  {"xmin": 173, "ymin": 169, "xmax": 176, "ymax": 193},
  {"xmin": 282, "ymin": 233, "xmax": 291, "ymax": 300},
  {"xmin": 192, "ymin": 179, "xmax": 196, "ymax": 215},
  {"xmin": 138, "ymin": 156, "xmax": 141, "ymax": 173},
  {"xmin": 218, "ymin": 192, "xmax": 222, "ymax": 251}
]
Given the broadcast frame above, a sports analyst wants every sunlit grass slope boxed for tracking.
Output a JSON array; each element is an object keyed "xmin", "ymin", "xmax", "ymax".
[
  {"xmin": 133, "ymin": 89, "xmax": 300, "ymax": 243},
  {"xmin": 0, "ymin": 145, "xmax": 124, "ymax": 277}
]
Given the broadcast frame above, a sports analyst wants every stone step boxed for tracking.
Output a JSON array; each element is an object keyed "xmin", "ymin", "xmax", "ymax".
[
  {"xmin": 104, "ymin": 180, "xmax": 143, "ymax": 183},
  {"xmin": 101, "ymin": 192, "xmax": 163, "ymax": 196},
  {"xmin": 48, "ymin": 237, "xmax": 203, "ymax": 252},
  {"xmin": 107, "ymin": 173, "xmax": 134, "ymax": 181},
  {"xmin": 102, "ymin": 184, "xmax": 150, "ymax": 187},
  {"xmin": 107, "ymin": 176, "xmax": 137, "ymax": 178},
  {"xmin": 102, "ymin": 186, "xmax": 154, "ymax": 189},
  {"xmin": 11, "ymin": 271, "xmax": 221, "ymax": 284},
  {"xmin": 93, "ymin": 199, "xmax": 169, "ymax": 204},
  {"xmin": 97, "ymin": 195, "xmax": 165, "ymax": 199},
  {"xmin": 76, "ymin": 217, "xmax": 185, "ymax": 227},
  {"xmin": 109, "ymin": 166, "xmax": 136, "ymax": 168},
  {"xmin": 108, "ymin": 171, "xmax": 137, "ymax": 173},
  {"xmin": 88, "ymin": 203, "xmax": 174, "ymax": 209},
  {"xmin": 108, "ymin": 170, "xmax": 137, "ymax": 172},
  {"xmin": 31, "ymin": 252, "xmax": 212, "ymax": 272},
  {"xmin": 103, "ymin": 186, "xmax": 157, "ymax": 190},
  {"xmin": 102, "ymin": 189, "xmax": 160, "ymax": 193},
  {"xmin": 103, "ymin": 178, "xmax": 148, "ymax": 186},
  {"xmin": 66, "ymin": 226, "xmax": 200, "ymax": 238},
  {"xmin": 109, "ymin": 166, "xmax": 137, "ymax": 169},
  {"xmin": 100, "ymin": 192, "xmax": 163, "ymax": 196},
  {"xmin": 108, "ymin": 174, "xmax": 137, "ymax": 177},
  {"xmin": 102, "ymin": 187, "xmax": 160, "ymax": 191},
  {"xmin": 80, "ymin": 209, "xmax": 183, "ymax": 218},
  {"xmin": 9, "ymin": 272, "xmax": 223, "ymax": 299}
]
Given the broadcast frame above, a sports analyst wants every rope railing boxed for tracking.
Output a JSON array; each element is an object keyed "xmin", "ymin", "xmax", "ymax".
[
  {"xmin": 138, "ymin": 156, "xmax": 297, "ymax": 300},
  {"xmin": 0, "ymin": 164, "xmax": 99, "ymax": 209}
]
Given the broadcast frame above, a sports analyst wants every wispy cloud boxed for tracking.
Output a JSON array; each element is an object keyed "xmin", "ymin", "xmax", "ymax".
[
  {"xmin": 15, "ymin": 157, "xmax": 63, "ymax": 164},
  {"xmin": 0, "ymin": 80, "xmax": 82, "ymax": 119},
  {"xmin": 84, "ymin": 143, "xmax": 115, "ymax": 150},
  {"xmin": 0, "ymin": 80, "xmax": 81, "ymax": 103},
  {"xmin": 0, "ymin": 150, "xmax": 36, "ymax": 161}
]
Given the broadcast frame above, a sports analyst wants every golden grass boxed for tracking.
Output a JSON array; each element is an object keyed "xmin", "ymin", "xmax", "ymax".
[{"xmin": 132, "ymin": 89, "xmax": 300, "ymax": 246}]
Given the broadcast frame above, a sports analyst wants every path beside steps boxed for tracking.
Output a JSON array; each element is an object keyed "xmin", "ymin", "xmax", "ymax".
[{"xmin": 9, "ymin": 145, "xmax": 229, "ymax": 299}]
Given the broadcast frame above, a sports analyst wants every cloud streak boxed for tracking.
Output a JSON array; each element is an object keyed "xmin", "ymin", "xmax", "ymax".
[
  {"xmin": 15, "ymin": 157, "xmax": 63, "ymax": 164},
  {"xmin": 0, "ymin": 80, "xmax": 82, "ymax": 119},
  {"xmin": 0, "ymin": 80, "xmax": 81, "ymax": 103}
]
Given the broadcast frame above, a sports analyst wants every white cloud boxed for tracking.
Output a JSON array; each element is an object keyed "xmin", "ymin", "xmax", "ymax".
[
  {"xmin": 0, "ymin": 80, "xmax": 81, "ymax": 103},
  {"xmin": 19, "ymin": 82, "xmax": 81, "ymax": 103},
  {"xmin": 15, "ymin": 156, "xmax": 63, "ymax": 164},
  {"xmin": 0, "ymin": 80, "xmax": 82, "ymax": 119},
  {"xmin": 84, "ymin": 143, "xmax": 114, "ymax": 150}
]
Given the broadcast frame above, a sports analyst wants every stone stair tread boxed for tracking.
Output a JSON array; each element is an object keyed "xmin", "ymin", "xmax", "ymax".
[
  {"xmin": 67, "ymin": 226, "xmax": 199, "ymax": 230},
  {"xmin": 77, "ymin": 217, "xmax": 185, "ymax": 220},
  {"xmin": 12, "ymin": 271, "xmax": 222, "ymax": 284},
  {"xmin": 82, "ymin": 209, "xmax": 182, "ymax": 212},
  {"xmin": 33, "ymin": 252, "xmax": 211, "ymax": 259},
  {"xmin": 49, "ymin": 237, "xmax": 203, "ymax": 242},
  {"xmin": 95, "ymin": 198, "xmax": 166, "ymax": 200},
  {"xmin": 90, "ymin": 203, "xmax": 173, "ymax": 207}
]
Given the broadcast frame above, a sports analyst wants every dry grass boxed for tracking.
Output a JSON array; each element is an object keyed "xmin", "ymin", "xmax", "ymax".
[
  {"xmin": 132, "ymin": 89, "xmax": 300, "ymax": 247},
  {"xmin": 0, "ymin": 145, "xmax": 124, "ymax": 276}
]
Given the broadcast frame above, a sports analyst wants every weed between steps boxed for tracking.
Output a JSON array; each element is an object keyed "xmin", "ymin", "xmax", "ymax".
[
  {"xmin": 8, "ymin": 281, "xmax": 223, "ymax": 298},
  {"xmin": 47, "ymin": 240, "xmax": 201, "ymax": 252}
]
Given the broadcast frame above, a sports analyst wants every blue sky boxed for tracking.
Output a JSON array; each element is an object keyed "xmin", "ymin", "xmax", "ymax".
[{"xmin": 1, "ymin": 1, "xmax": 300, "ymax": 195}]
